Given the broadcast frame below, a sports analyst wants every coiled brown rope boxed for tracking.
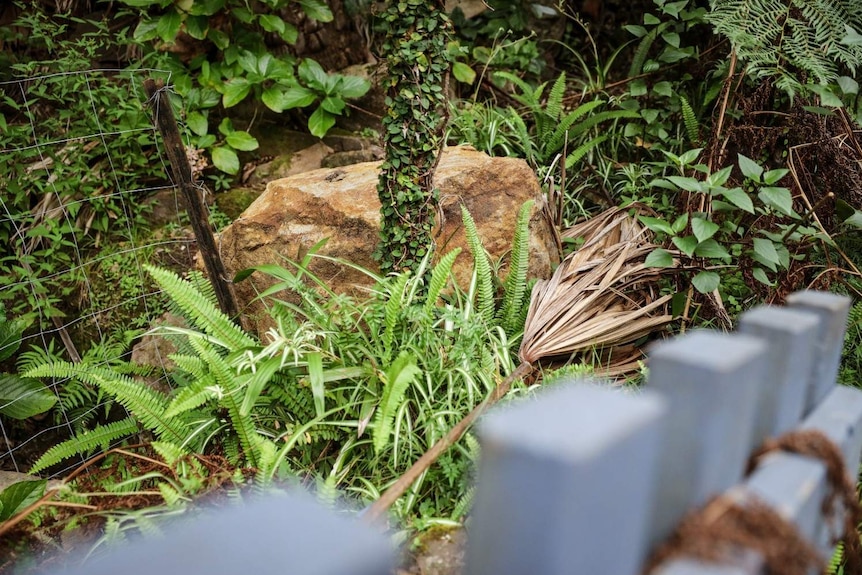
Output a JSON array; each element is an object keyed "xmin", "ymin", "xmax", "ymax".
[
  {"xmin": 647, "ymin": 428, "xmax": 862, "ymax": 575},
  {"xmin": 748, "ymin": 429, "xmax": 862, "ymax": 575}
]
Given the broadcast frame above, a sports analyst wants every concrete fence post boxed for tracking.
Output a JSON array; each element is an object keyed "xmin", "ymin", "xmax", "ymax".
[
  {"xmin": 645, "ymin": 331, "xmax": 768, "ymax": 547},
  {"xmin": 737, "ymin": 306, "xmax": 820, "ymax": 443},
  {"xmin": 786, "ymin": 291, "xmax": 851, "ymax": 413},
  {"xmin": 465, "ymin": 381, "xmax": 666, "ymax": 575}
]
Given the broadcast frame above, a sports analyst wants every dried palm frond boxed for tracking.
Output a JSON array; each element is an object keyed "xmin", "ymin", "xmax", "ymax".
[{"xmin": 519, "ymin": 205, "xmax": 676, "ymax": 373}]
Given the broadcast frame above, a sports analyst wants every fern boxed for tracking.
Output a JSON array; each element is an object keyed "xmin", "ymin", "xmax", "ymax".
[
  {"xmin": 29, "ymin": 417, "xmax": 140, "ymax": 474},
  {"xmin": 707, "ymin": 0, "xmax": 862, "ymax": 96},
  {"xmin": 565, "ymin": 135, "xmax": 609, "ymax": 169},
  {"xmin": 679, "ymin": 95, "xmax": 700, "ymax": 145},
  {"xmin": 145, "ymin": 265, "xmax": 254, "ymax": 351},
  {"xmin": 26, "ymin": 362, "xmax": 191, "ymax": 444},
  {"xmin": 629, "ymin": 21, "xmax": 672, "ymax": 77},
  {"xmin": 538, "ymin": 72, "xmax": 567, "ymax": 140},
  {"xmin": 460, "ymin": 204, "xmax": 495, "ymax": 324},
  {"xmin": 373, "ymin": 352, "xmax": 421, "ymax": 454},
  {"xmin": 382, "ymin": 272, "xmax": 412, "ymax": 363},
  {"xmin": 499, "ymin": 200, "xmax": 534, "ymax": 335},
  {"xmin": 423, "ymin": 248, "xmax": 461, "ymax": 318}
]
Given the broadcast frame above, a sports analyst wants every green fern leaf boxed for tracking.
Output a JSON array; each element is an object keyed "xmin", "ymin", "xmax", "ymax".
[
  {"xmin": 29, "ymin": 417, "xmax": 139, "ymax": 474},
  {"xmin": 145, "ymin": 265, "xmax": 255, "ymax": 351},
  {"xmin": 679, "ymin": 95, "xmax": 700, "ymax": 145},
  {"xmin": 26, "ymin": 362, "xmax": 191, "ymax": 444},
  {"xmin": 499, "ymin": 200, "xmax": 534, "ymax": 334},
  {"xmin": 460, "ymin": 204, "xmax": 495, "ymax": 324},
  {"xmin": 372, "ymin": 352, "xmax": 421, "ymax": 454},
  {"xmin": 423, "ymin": 248, "xmax": 461, "ymax": 317},
  {"xmin": 564, "ymin": 135, "xmax": 609, "ymax": 169},
  {"xmin": 383, "ymin": 272, "xmax": 412, "ymax": 362}
]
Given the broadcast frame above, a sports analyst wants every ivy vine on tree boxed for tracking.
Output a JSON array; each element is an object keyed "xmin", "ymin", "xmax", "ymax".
[{"xmin": 374, "ymin": 0, "xmax": 452, "ymax": 275}]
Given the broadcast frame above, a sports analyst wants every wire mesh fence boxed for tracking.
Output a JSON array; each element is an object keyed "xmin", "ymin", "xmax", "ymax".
[{"xmin": 0, "ymin": 68, "xmax": 213, "ymax": 478}]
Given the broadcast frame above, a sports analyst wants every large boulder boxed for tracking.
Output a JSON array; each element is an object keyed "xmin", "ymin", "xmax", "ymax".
[{"xmin": 218, "ymin": 146, "xmax": 561, "ymax": 333}]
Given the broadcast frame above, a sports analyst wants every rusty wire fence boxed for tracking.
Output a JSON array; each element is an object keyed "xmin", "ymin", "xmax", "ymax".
[{"xmin": 0, "ymin": 68, "xmax": 217, "ymax": 477}]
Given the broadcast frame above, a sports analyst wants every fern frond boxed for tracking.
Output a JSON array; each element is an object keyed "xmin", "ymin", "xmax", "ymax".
[
  {"xmin": 629, "ymin": 21, "xmax": 671, "ymax": 77},
  {"xmin": 382, "ymin": 272, "xmax": 412, "ymax": 363},
  {"xmin": 679, "ymin": 95, "xmax": 699, "ymax": 145},
  {"xmin": 372, "ymin": 352, "xmax": 421, "ymax": 454},
  {"xmin": 26, "ymin": 362, "xmax": 191, "ymax": 444},
  {"xmin": 544, "ymin": 100, "xmax": 605, "ymax": 160},
  {"xmin": 193, "ymin": 339, "xmax": 261, "ymax": 468},
  {"xmin": 539, "ymin": 72, "xmax": 567, "ymax": 140},
  {"xmin": 564, "ymin": 135, "xmax": 610, "ymax": 169},
  {"xmin": 707, "ymin": 0, "xmax": 862, "ymax": 93},
  {"xmin": 423, "ymin": 248, "xmax": 462, "ymax": 317},
  {"xmin": 145, "ymin": 265, "xmax": 255, "ymax": 351},
  {"xmin": 164, "ymin": 374, "xmax": 219, "ymax": 418},
  {"xmin": 29, "ymin": 417, "xmax": 140, "ymax": 474},
  {"xmin": 460, "ymin": 205, "xmax": 495, "ymax": 324},
  {"xmin": 499, "ymin": 200, "xmax": 534, "ymax": 334},
  {"xmin": 565, "ymin": 109, "xmax": 640, "ymax": 139}
]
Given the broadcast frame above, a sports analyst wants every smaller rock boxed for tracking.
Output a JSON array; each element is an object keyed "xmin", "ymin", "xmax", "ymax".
[{"xmin": 247, "ymin": 142, "xmax": 335, "ymax": 185}]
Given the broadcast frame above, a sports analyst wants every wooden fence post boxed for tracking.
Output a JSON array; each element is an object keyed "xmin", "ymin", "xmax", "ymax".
[
  {"xmin": 143, "ymin": 78, "xmax": 240, "ymax": 320},
  {"xmin": 645, "ymin": 331, "xmax": 768, "ymax": 547},
  {"xmin": 737, "ymin": 306, "xmax": 820, "ymax": 442},
  {"xmin": 786, "ymin": 291, "xmax": 851, "ymax": 413},
  {"xmin": 465, "ymin": 381, "xmax": 666, "ymax": 575}
]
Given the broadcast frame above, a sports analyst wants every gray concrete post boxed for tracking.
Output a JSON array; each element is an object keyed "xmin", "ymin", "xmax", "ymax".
[
  {"xmin": 466, "ymin": 381, "xmax": 666, "ymax": 575},
  {"xmin": 785, "ymin": 291, "xmax": 851, "ymax": 413},
  {"xmin": 737, "ymin": 306, "xmax": 820, "ymax": 442},
  {"xmin": 646, "ymin": 331, "xmax": 768, "ymax": 547},
  {"xmin": 57, "ymin": 492, "xmax": 394, "ymax": 575}
]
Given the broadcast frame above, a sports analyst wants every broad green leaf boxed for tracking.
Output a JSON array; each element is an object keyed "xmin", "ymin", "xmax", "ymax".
[
  {"xmin": 221, "ymin": 78, "xmax": 251, "ymax": 108},
  {"xmin": 296, "ymin": 0, "xmax": 333, "ymax": 22},
  {"xmin": 645, "ymin": 248, "xmax": 674, "ymax": 268},
  {"xmin": 672, "ymin": 235, "xmax": 697, "ymax": 257},
  {"xmin": 156, "ymin": 10, "xmax": 182, "ymax": 43},
  {"xmin": 694, "ymin": 239, "xmax": 731, "ymax": 260},
  {"xmin": 185, "ymin": 15, "xmax": 208, "ymax": 39},
  {"xmin": 719, "ymin": 187, "xmax": 754, "ymax": 213},
  {"xmin": 320, "ymin": 96, "xmax": 345, "ymax": 114},
  {"xmin": 308, "ymin": 106, "xmax": 335, "ymax": 138},
  {"xmin": 638, "ymin": 215, "xmax": 674, "ymax": 236},
  {"xmin": 208, "ymin": 28, "xmax": 230, "ymax": 49},
  {"xmin": 737, "ymin": 153, "xmax": 763, "ymax": 182},
  {"xmin": 691, "ymin": 217, "xmax": 718, "ymax": 243},
  {"xmin": 298, "ymin": 58, "xmax": 328, "ymax": 89},
  {"xmin": 842, "ymin": 24, "xmax": 862, "ymax": 46},
  {"xmin": 211, "ymin": 147, "xmax": 239, "ymax": 175},
  {"xmin": 678, "ymin": 148, "xmax": 703, "ymax": 165},
  {"xmin": 752, "ymin": 267, "xmax": 773, "ymax": 286},
  {"xmin": 671, "ymin": 213, "xmax": 688, "ymax": 234},
  {"xmin": 270, "ymin": 86, "xmax": 317, "ymax": 111},
  {"xmin": 337, "ymin": 75, "xmax": 371, "ymax": 99},
  {"xmin": 258, "ymin": 14, "xmax": 285, "ymax": 35},
  {"xmin": 0, "ymin": 480, "xmax": 47, "ymax": 522},
  {"xmin": 844, "ymin": 211, "xmax": 862, "ymax": 229},
  {"xmin": 452, "ymin": 61, "xmax": 476, "ymax": 84},
  {"xmin": 838, "ymin": 75, "xmax": 859, "ymax": 95},
  {"xmin": 133, "ymin": 19, "xmax": 159, "ymax": 42},
  {"xmin": 706, "ymin": 165, "xmax": 732, "ymax": 188},
  {"xmin": 666, "ymin": 176, "xmax": 704, "ymax": 193},
  {"xmin": 225, "ymin": 131, "xmax": 259, "ymax": 151},
  {"xmin": 0, "ymin": 319, "xmax": 24, "ymax": 363},
  {"xmin": 752, "ymin": 237, "xmax": 780, "ymax": 266},
  {"xmin": 691, "ymin": 271, "xmax": 720, "ymax": 294},
  {"xmin": 758, "ymin": 187, "xmax": 795, "ymax": 217},
  {"xmin": 0, "ymin": 375, "xmax": 56, "ymax": 419},
  {"xmin": 186, "ymin": 111, "xmax": 208, "ymax": 136},
  {"xmin": 762, "ymin": 168, "xmax": 789, "ymax": 185}
]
